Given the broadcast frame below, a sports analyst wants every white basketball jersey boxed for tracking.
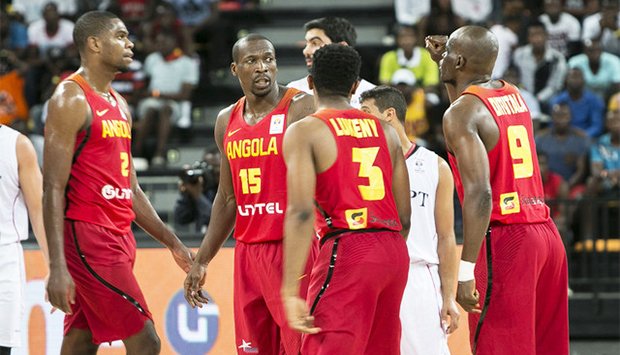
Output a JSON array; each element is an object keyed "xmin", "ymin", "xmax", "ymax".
[
  {"xmin": 0, "ymin": 126, "xmax": 28, "ymax": 244},
  {"xmin": 406, "ymin": 145, "xmax": 439, "ymax": 264}
]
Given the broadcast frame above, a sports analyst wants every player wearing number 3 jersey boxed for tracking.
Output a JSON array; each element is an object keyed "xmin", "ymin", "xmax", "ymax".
[
  {"xmin": 184, "ymin": 34, "xmax": 317, "ymax": 355},
  {"xmin": 427, "ymin": 26, "xmax": 569, "ymax": 354},
  {"xmin": 281, "ymin": 44, "xmax": 411, "ymax": 354}
]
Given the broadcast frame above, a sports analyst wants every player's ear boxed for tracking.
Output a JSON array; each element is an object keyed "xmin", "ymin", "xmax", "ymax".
[
  {"xmin": 349, "ymin": 79, "xmax": 360, "ymax": 97},
  {"xmin": 455, "ymin": 55, "xmax": 465, "ymax": 70},
  {"xmin": 230, "ymin": 62, "xmax": 237, "ymax": 77},
  {"xmin": 86, "ymin": 35, "xmax": 100, "ymax": 54},
  {"xmin": 307, "ymin": 75, "xmax": 314, "ymax": 90}
]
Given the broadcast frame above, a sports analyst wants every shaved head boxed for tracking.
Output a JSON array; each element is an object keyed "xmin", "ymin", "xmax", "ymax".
[
  {"xmin": 232, "ymin": 34, "xmax": 273, "ymax": 63},
  {"xmin": 448, "ymin": 26, "xmax": 498, "ymax": 75}
]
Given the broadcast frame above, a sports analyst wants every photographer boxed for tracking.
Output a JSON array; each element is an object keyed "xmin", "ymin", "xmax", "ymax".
[{"xmin": 174, "ymin": 148, "xmax": 220, "ymax": 234}]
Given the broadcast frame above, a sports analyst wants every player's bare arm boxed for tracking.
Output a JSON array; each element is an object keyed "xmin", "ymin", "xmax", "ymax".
[
  {"xmin": 435, "ymin": 157, "xmax": 460, "ymax": 332},
  {"xmin": 281, "ymin": 118, "xmax": 321, "ymax": 334},
  {"xmin": 184, "ymin": 106, "xmax": 238, "ymax": 308},
  {"xmin": 17, "ymin": 134, "xmax": 49, "ymax": 265},
  {"xmin": 287, "ymin": 92, "xmax": 317, "ymax": 125},
  {"xmin": 43, "ymin": 80, "xmax": 90, "ymax": 314},
  {"xmin": 383, "ymin": 121, "xmax": 411, "ymax": 239},
  {"xmin": 443, "ymin": 97, "xmax": 493, "ymax": 313}
]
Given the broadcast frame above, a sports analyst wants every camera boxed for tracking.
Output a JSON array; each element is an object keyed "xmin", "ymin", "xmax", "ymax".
[{"xmin": 179, "ymin": 160, "xmax": 212, "ymax": 185}]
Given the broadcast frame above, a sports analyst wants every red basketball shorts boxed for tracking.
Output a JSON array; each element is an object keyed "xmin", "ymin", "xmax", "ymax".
[
  {"xmin": 63, "ymin": 220, "xmax": 152, "ymax": 344},
  {"xmin": 302, "ymin": 230, "xmax": 409, "ymax": 355},
  {"xmin": 469, "ymin": 219, "xmax": 569, "ymax": 355}
]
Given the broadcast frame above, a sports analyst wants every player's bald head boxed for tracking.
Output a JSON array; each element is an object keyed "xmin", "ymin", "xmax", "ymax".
[
  {"xmin": 232, "ymin": 34, "xmax": 274, "ymax": 63},
  {"xmin": 447, "ymin": 26, "xmax": 498, "ymax": 75}
]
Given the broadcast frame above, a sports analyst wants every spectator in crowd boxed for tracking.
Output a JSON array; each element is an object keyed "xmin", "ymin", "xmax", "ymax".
[
  {"xmin": 0, "ymin": 10, "xmax": 29, "ymax": 59},
  {"xmin": 539, "ymin": 150, "xmax": 570, "ymax": 232},
  {"xmin": 394, "ymin": 0, "xmax": 430, "ymax": 27},
  {"xmin": 490, "ymin": 15, "xmax": 520, "ymax": 79},
  {"xmin": 536, "ymin": 102, "xmax": 590, "ymax": 196},
  {"xmin": 424, "ymin": 0, "xmax": 465, "ymax": 37},
  {"xmin": 25, "ymin": 2, "xmax": 75, "ymax": 106},
  {"xmin": 389, "ymin": 68, "xmax": 429, "ymax": 143},
  {"xmin": 564, "ymin": 0, "xmax": 600, "ymax": 21},
  {"xmin": 501, "ymin": 0, "xmax": 535, "ymax": 44},
  {"xmin": 379, "ymin": 24, "xmax": 439, "ymax": 95},
  {"xmin": 588, "ymin": 107, "xmax": 620, "ymax": 194},
  {"xmin": 174, "ymin": 147, "xmax": 220, "ymax": 234},
  {"xmin": 141, "ymin": 3, "xmax": 190, "ymax": 55},
  {"xmin": 568, "ymin": 38, "xmax": 620, "ymax": 102},
  {"xmin": 550, "ymin": 67, "xmax": 605, "ymax": 138},
  {"xmin": 0, "ymin": 50, "xmax": 29, "ymax": 130},
  {"xmin": 513, "ymin": 20, "xmax": 567, "ymax": 107},
  {"xmin": 287, "ymin": 16, "xmax": 375, "ymax": 108},
  {"xmin": 12, "ymin": 0, "xmax": 77, "ymax": 24},
  {"xmin": 451, "ymin": 0, "xmax": 493, "ymax": 24},
  {"xmin": 582, "ymin": 0, "xmax": 620, "ymax": 57},
  {"xmin": 539, "ymin": 0, "xmax": 581, "ymax": 58},
  {"xmin": 133, "ymin": 31, "xmax": 199, "ymax": 167},
  {"xmin": 102, "ymin": 0, "xmax": 158, "ymax": 34},
  {"xmin": 503, "ymin": 65, "xmax": 545, "ymax": 127}
]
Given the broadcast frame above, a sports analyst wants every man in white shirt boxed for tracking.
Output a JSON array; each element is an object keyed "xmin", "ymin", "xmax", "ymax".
[
  {"xmin": 0, "ymin": 125, "xmax": 48, "ymax": 355},
  {"xmin": 287, "ymin": 17, "xmax": 375, "ymax": 108},
  {"xmin": 539, "ymin": 0, "xmax": 581, "ymax": 57},
  {"xmin": 360, "ymin": 86, "xmax": 459, "ymax": 355}
]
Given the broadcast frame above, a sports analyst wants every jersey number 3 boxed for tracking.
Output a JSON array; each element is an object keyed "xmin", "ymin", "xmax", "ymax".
[
  {"xmin": 507, "ymin": 125, "xmax": 534, "ymax": 179},
  {"xmin": 352, "ymin": 147, "xmax": 385, "ymax": 201}
]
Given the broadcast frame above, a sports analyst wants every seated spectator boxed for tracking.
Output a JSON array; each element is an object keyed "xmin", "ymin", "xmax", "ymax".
[
  {"xmin": 513, "ymin": 20, "xmax": 567, "ymax": 107},
  {"xmin": 550, "ymin": 67, "xmax": 605, "ymax": 138},
  {"xmin": 539, "ymin": 150, "xmax": 569, "ymax": 232},
  {"xmin": 379, "ymin": 24, "xmax": 439, "ymax": 93},
  {"xmin": 588, "ymin": 108, "xmax": 620, "ymax": 194},
  {"xmin": 539, "ymin": 0, "xmax": 581, "ymax": 57},
  {"xmin": 420, "ymin": 0, "xmax": 465, "ymax": 38},
  {"xmin": 582, "ymin": 0, "xmax": 620, "ymax": 57},
  {"xmin": 536, "ymin": 102, "xmax": 590, "ymax": 196},
  {"xmin": 141, "ymin": 3, "xmax": 189, "ymax": 54},
  {"xmin": 490, "ymin": 15, "xmax": 520, "ymax": 79},
  {"xmin": 174, "ymin": 147, "xmax": 220, "ymax": 233},
  {"xmin": 0, "ymin": 51, "xmax": 29, "ymax": 130},
  {"xmin": 133, "ymin": 31, "xmax": 199, "ymax": 167},
  {"xmin": 389, "ymin": 69, "xmax": 428, "ymax": 143},
  {"xmin": 0, "ymin": 10, "xmax": 28, "ymax": 59},
  {"xmin": 503, "ymin": 65, "xmax": 544, "ymax": 128},
  {"xmin": 12, "ymin": 0, "xmax": 76, "ymax": 23},
  {"xmin": 568, "ymin": 38, "xmax": 620, "ymax": 101}
]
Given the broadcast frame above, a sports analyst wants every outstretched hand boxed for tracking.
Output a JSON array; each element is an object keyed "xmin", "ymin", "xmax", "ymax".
[
  {"xmin": 184, "ymin": 262, "xmax": 209, "ymax": 308},
  {"xmin": 425, "ymin": 35, "xmax": 448, "ymax": 63}
]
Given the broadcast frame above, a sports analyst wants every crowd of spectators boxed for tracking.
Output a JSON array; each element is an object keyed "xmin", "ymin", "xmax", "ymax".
[{"xmin": 0, "ymin": 0, "xmax": 618, "ymax": 239}]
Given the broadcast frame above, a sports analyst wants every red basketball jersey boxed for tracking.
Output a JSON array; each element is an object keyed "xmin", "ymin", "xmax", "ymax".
[
  {"xmin": 224, "ymin": 88, "xmax": 300, "ymax": 243},
  {"xmin": 312, "ymin": 108, "xmax": 402, "ymax": 239},
  {"xmin": 63, "ymin": 73, "xmax": 135, "ymax": 234},
  {"xmin": 449, "ymin": 82, "xmax": 549, "ymax": 224}
]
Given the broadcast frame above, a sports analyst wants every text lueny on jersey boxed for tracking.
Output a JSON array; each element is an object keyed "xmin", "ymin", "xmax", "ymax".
[
  {"xmin": 226, "ymin": 137, "xmax": 278, "ymax": 160},
  {"xmin": 237, "ymin": 202, "xmax": 284, "ymax": 216}
]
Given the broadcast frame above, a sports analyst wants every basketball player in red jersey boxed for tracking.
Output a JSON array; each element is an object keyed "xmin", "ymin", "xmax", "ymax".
[
  {"xmin": 43, "ymin": 11, "xmax": 194, "ymax": 354},
  {"xmin": 183, "ymin": 34, "xmax": 316, "ymax": 354},
  {"xmin": 426, "ymin": 26, "xmax": 569, "ymax": 354},
  {"xmin": 281, "ymin": 44, "xmax": 411, "ymax": 354}
]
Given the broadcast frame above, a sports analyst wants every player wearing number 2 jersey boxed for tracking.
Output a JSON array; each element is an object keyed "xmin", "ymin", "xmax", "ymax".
[
  {"xmin": 44, "ymin": 11, "xmax": 193, "ymax": 353},
  {"xmin": 427, "ymin": 26, "xmax": 568, "ymax": 354},
  {"xmin": 184, "ymin": 34, "xmax": 317, "ymax": 355},
  {"xmin": 281, "ymin": 44, "xmax": 411, "ymax": 354}
]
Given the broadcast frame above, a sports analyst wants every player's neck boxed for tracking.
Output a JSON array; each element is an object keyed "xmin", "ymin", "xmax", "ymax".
[
  {"xmin": 79, "ymin": 65, "xmax": 115, "ymax": 94},
  {"xmin": 244, "ymin": 85, "xmax": 284, "ymax": 121},
  {"xmin": 316, "ymin": 96, "xmax": 352, "ymax": 111},
  {"xmin": 456, "ymin": 75, "xmax": 493, "ymax": 96}
]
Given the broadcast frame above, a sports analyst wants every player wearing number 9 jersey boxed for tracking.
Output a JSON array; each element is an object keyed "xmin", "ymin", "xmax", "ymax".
[
  {"xmin": 184, "ymin": 34, "xmax": 318, "ymax": 355},
  {"xmin": 281, "ymin": 44, "xmax": 411, "ymax": 354},
  {"xmin": 44, "ymin": 11, "xmax": 194, "ymax": 353},
  {"xmin": 428, "ymin": 26, "xmax": 568, "ymax": 354}
]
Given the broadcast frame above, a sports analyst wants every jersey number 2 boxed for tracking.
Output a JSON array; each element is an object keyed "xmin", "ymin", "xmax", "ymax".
[
  {"xmin": 507, "ymin": 125, "xmax": 534, "ymax": 179},
  {"xmin": 352, "ymin": 147, "xmax": 385, "ymax": 201}
]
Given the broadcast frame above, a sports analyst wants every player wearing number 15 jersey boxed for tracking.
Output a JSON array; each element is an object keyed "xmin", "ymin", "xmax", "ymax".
[
  {"xmin": 44, "ymin": 11, "xmax": 193, "ymax": 353},
  {"xmin": 281, "ymin": 44, "xmax": 411, "ymax": 355},
  {"xmin": 184, "ymin": 34, "xmax": 317, "ymax": 355},
  {"xmin": 428, "ymin": 26, "xmax": 568, "ymax": 355}
]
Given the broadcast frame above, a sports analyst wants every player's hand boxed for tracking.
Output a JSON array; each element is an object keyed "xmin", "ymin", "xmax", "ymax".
[
  {"xmin": 441, "ymin": 297, "xmax": 461, "ymax": 334},
  {"xmin": 171, "ymin": 244, "xmax": 194, "ymax": 273},
  {"xmin": 457, "ymin": 280, "xmax": 481, "ymax": 314},
  {"xmin": 46, "ymin": 266, "xmax": 75, "ymax": 314},
  {"xmin": 425, "ymin": 35, "xmax": 448, "ymax": 63},
  {"xmin": 283, "ymin": 295, "xmax": 321, "ymax": 334},
  {"xmin": 184, "ymin": 263, "xmax": 209, "ymax": 308}
]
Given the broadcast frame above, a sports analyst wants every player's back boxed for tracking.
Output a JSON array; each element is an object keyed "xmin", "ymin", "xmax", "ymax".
[
  {"xmin": 312, "ymin": 108, "xmax": 402, "ymax": 238},
  {"xmin": 63, "ymin": 73, "xmax": 135, "ymax": 235},
  {"xmin": 450, "ymin": 81, "xmax": 549, "ymax": 225}
]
